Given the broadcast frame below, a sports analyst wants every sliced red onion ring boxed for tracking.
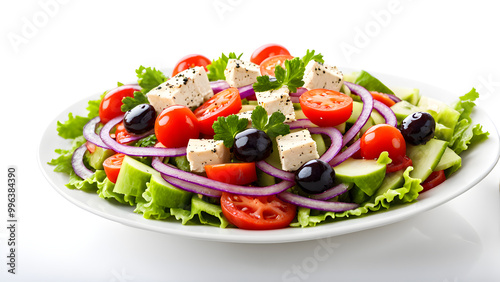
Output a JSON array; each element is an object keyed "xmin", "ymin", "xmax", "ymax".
[
  {"xmin": 119, "ymin": 130, "xmax": 155, "ymax": 144},
  {"xmin": 210, "ymin": 80, "xmax": 230, "ymax": 94},
  {"xmin": 277, "ymin": 191, "xmax": 358, "ymax": 212},
  {"xmin": 83, "ymin": 117, "xmax": 110, "ymax": 149},
  {"xmin": 290, "ymin": 96, "xmax": 300, "ymax": 103},
  {"xmin": 255, "ymin": 161, "xmax": 295, "ymax": 181},
  {"xmin": 100, "ymin": 116, "xmax": 186, "ymax": 157},
  {"xmin": 342, "ymin": 82, "xmax": 374, "ymax": 146},
  {"xmin": 373, "ymin": 100, "xmax": 397, "ymax": 127},
  {"xmin": 287, "ymin": 119, "xmax": 316, "ymax": 128},
  {"xmin": 309, "ymin": 183, "xmax": 350, "ymax": 200},
  {"xmin": 289, "ymin": 87, "xmax": 308, "ymax": 97},
  {"xmin": 152, "ymin": 157, "xmax": 294, "ymax": 196},
  {"xmin": 72, "ymin": 144, "xmax": 94, "ymax": 180},
  {"xmin": 162, "ymin": 175, "xmax": 222, "ymax": 197},
  {"xmin": 386, "ymin": 93, "xmax": 401, "ymax": 103},
  {"xmin": 328, "ymin": 139, "xmax": 361, "ymax": 167},
  {"xmin": 238, "ymin": 84, "xmax": 256, "ymax": 99}
]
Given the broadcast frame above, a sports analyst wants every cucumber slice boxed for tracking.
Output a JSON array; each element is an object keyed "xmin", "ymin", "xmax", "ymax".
[
  {"xmin": 334, "ymin": 158, "xmax": 386, "ymax": 196},
  {"xmin": 255, "ymin": 168, "xmax": 276, "ymax": 187},
  {"xmin": 85, "ymin": 146, "xmax": 115, "ymax": 170},
  {"xmin": 373, "ymin": 169, "xmax": 405, "ymax": 197},
  {"xmin": 390, "ymin": 101, "xmax": 423, "ymax": 123},
  {"xmin": 392, "ymin": 87, "xmax": 420, "ymax": 105},
  {"xmin": 434, "ymin": 147, "xmax": 462, "ymax": 177},
  {"xmin": 113, "ymin": 156, "xmax": 159, "ymax": 199},
  {"xmin": 311, "ymin": 133, "xmax": 326, "ymax": 156},
  {"xmin": 406, "ymin": 139, "xmax": 448, "ymax": 181},
  {"xmin": 146, "ymin": 174, "xmax": 192, "ymax": 209}
]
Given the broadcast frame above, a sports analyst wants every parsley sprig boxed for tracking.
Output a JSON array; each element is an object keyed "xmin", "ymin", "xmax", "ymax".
[
  {"xmin": 301, "ymin": 49, "xmax": 324, "ymax": 65},
  {"xmin": 253, "ymin": 57, "xmax": 305, "ymax": 93},
  {"xmin": 206, "ymin": 52, "xmax": 243, "ymax": 81},
  {"xmin": 121, "ymin": 66, "xmax": 168, "ymax": 112},
  {"xmin": 213, "ymin": 115, "xmax": 249, "ymax": 148}
]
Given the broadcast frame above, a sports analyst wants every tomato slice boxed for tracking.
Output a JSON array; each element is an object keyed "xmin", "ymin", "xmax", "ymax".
[
  {"xmin": 172, "ymin": 54, "xmax": 211, "ymax": 77},
  {"xmin": 250, "ymin": 43, "xmax": 291, "ymax": 65},
  {"xmin": 421, "ymin": 170, "xmax": 446, "ymax": 192},
  {"xmin": 360, "ymin": 124, "xmax": 407, "ymax": 163},
  {"xmin": 370, "ymin": 91, "xmax": 396, "ymax": 107},
  {"xmin": 220, "ymin": 192, "xmax": 296, "ymax": 230},
  {"xmin": 99, "ymin": 85, "xmax": 139, "ymax": 124},
  {"xmin": 103, "ymin": 153, "xmax": 126, "ymax": 183},
  {"xmin": 299, "ymin": 89, "xmax": 354, "ymax": 127},
  {"xmin": 115, "ymin": 122, "xmax": 134, "ymax": 144},
  {"xmin": 259, "ymin": 55, "xmax": 294, "ymax": 77},
  {"xmin": 155, "ymin": 105, "xmax": 200, "ymax": 148},
  {"xmin": 385, "ymin": 155, "xmax": 413, "ymax": 173},
  {"xmin": 193, "ymin": 87, "xmax": 242, "ymax": 135},
  {"xmin": 205, "ymin": 163, "xmax": 257, "ymax": 185}
]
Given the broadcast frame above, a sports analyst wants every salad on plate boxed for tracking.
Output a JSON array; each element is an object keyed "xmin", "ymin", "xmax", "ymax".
[{"xmin": 48, "ymin": 44, "xmax": 489, "ymax": 230}]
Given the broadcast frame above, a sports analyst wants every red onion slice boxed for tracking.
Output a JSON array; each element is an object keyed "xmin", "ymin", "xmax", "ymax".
[
  {"xmin": 162, "ymin": 175, "xmax": 222, "ymax": 197},
  {"xmin": 373, "ymin": 100, "xmax": 397, "ymax": 127},
  {"xmin": 255, "ymin": 161, "xmax": 295, "ymax": 181},
  {"xmin": 238, "ymin": 84, "xmax": 255, "ymax": 99},
  {"xmin": 386, "ymin": 93, "xmax": 402, "ymax": 103},
  {"xmin": 342, "ymin": 82, "xmax": 374, "ymax": 147},
  {"xmin": 289, "ymin": 87, "xmax": 308, "ymax": 97},
  {"xmin": 152, "ymin": 157, "xmax": 294, "ymax": 196},
  {"xmin": 277, "ymin": 191, "xmax": 358, "ymax": 212},
  {"xmin": 328, "ymin": 139, "xmax": 361, "ymax": 167},
  {"xmin": 83, "ymin": 117, "xmax": 110, "ymax": 149},
  {"xmin": 210, "ymin": 80, "xmax": 230, "ymax": 94},
  {"xmin": 100, "ymin": 116, "xmax": 186, "ymax": 157},
  {"xmin": 309, "ymin": 183, "xmax": 350, "ymax": 200},
  {"xmin": 72, "ymin": 144, "xmax": 94, "ymax": 180}
]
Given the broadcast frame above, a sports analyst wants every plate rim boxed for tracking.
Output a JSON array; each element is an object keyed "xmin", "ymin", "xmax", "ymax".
[{"xmin": 37, "ymin": 68, "xmax": 500, "ymax": 244}]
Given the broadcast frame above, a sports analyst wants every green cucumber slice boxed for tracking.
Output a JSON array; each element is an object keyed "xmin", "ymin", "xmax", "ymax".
[
  {"xmin": 406, "ymin": 139, "xmax": 448, "ymax": 182},
  {"xmin": 334, "ymin": 158, "xmax": 386, "ymax": 196},
  {"xmin": 434, "ymin": 147, "xmax": 462, "ymax": 177},
  {"xmin": 113, "ymin": 156, "xmax": 159, "ymax": 199}
]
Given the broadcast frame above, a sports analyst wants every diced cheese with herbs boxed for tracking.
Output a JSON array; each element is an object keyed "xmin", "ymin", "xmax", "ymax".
[
  {"xmin": 147, "ymin": 67, "xmax": 213, "ymax": 113},
  {"xmin": 276, "ymin": 129, "xmax": 319, "ymax": 171},
  {"xmin": 224, "ymin": 59, "xmax": 261, "ymax": 88},
  {"xmin": 303, "ymin": 61, "xmax": 344, "ymax": 91},
  {"xmin": 255, "ymin": 86, "xmax": 296, "ymax": 122},
  {"xmin": 186, "ymin": 139, "xmax": 230, "ymax": 173}
]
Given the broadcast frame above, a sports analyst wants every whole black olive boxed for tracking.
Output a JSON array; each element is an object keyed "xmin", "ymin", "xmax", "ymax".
[
  {"xmin": 232, "ymin": 129, "xmax": 273, "ymax": 162},
  {"xmin": 124, "ymin": 104, "xmax": 156, "ymax": 134},
  {"xmin": 295, "ymin": 159, "xmax": 336, "ymax": 194},
  {"xmin": 400, "ymin": 111, "xmax": 436, "ymax": 145}
]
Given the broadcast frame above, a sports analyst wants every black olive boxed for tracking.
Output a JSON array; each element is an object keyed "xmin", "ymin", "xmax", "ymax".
[
  {"xmin": 295, "ymin": 159, "xmax": 336, "ymax": 194},
  {"xmin": 400, "ymin": 111, "xmax": 436, "ymax": 145},
  {"xmin": 232, "ymin": 129, "xmax": 272, "ymax": 162},
  {"xmin": 123, "ymin": 104, "xmax": 156, "ymax": 134}
]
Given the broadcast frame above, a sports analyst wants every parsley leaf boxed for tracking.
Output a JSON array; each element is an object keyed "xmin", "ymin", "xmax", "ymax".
[
  {"xmin": 135, "ymin": 66, "xmax": 168, "ymax": 94},
  {"xmin": 121, "ymin": 91, "xmax": 148, "ymax": 112},
  {"xmin": 251, "ymin": 106, "xmax": 290, "ymax": 138},
  {"xmin": 206, "ymin": 52, "xmax": 243, "ymax": 81},
  {"xmin": 213, "ymin": 115, "xmax": 249, "ymax": 148},
  {"xmin": 252, "ymin": 57, "xmax": 305, "ymax": 93},
  {"xmin": 301, "ymin": 49, "xmax": 324, "ymax": 65}
]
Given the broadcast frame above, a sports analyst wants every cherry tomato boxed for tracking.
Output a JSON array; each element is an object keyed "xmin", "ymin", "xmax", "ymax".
[
  {"xmin": 99, "ymin": 85, "xmax": 140, "ymax": 124},
  {"xmin": 370, "ymin": 91, "xmax": 396, "ymax": 107},
  {"xmin": 103, "ymin": 153, "xmax": 126, "ymax": 184},
  {"xmin": 386, "ymin": 155, "xmax": 413, "ymax": 173},
  {"xmin": 250, "ymin": 44, "xmax": 291, "ymax": 65},
  {"xmin": 421, "ymin": 170, "xmax": 446, "ymax": 192},
  {"xmin": 360, "ymin": 124, "xmax": 407, "ymax": 163},
  {"xmin": 205, "ymin": 163, "xmax": 257, "ymax": 185},
  {"xmin": 115, "ymin": 122, "xmax": 134, "ymax": 144},
  {"xmin": 155, "ymin": 105, "xmax": 199, "ymax": 148},
  {"xmin": 85, "ymin": 141, "xmax": 96, "ymax": 154},
  {"xmin": 299, "ymin": 89, "xmax": 354, "ymax": 127},
  {"xmin": 259, "ymin": 55, "xmax": 294, "ymax": 77},
  {"xmin": 193, "ymin": 87, "xmax": 242, "ymax": 135},
  {"xmin": 220, "ymin": 192, "xmax": 297, "ymax": 230},
  {"xmin": 172, "ymin": 54, "xmax": 211, "ymax": 77}
]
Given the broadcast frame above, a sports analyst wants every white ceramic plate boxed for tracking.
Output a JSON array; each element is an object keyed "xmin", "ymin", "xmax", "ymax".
[{"xmin": 38, "ymin": 70, "xmax": 500, "ymax": 244}]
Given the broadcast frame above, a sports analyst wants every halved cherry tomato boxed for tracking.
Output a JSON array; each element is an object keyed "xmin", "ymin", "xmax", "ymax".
[
  {"xmin": 259, "ymin": 54, "xmax": 294, "ymax": 77},
  {"xmin": 299, "ymin": 89, "xmax": 354, "ymax": 127},
  {"xmin": 250, "ymin": 44, "xmax": 291, "ymax": 65},
  {"xmin": 193, "ymin": 87, "xmax": 242, "ymax": 135},
  {"xmin": 220, "ymin": 192, "xmax": 296, "ymax": 230},
  {"xmin": 360, "ymin": 124, "xmax": 407, "ymax": 163},
  {"xmin": 115, "ymin": 122, "xmax": 134, "ymax": 144},
  {"xmin": 155, "ymin": 105, "xmax": 199, "ymax": 148},
  {"xmin": 99, "ymin": 85, "xmax": 140, "ymax": 124},
  {"xmin": 85, "ymin": 141, "xmax": 96, "ymax": 154},
  {"xmin": 172, "ymin": 54, "xmax": 211, "ymax": 77},
  {"xmin": 370, "ymin": 91, "xmax": 396, "ymax": 107},
  {"xmin": 205, "ymin": 163, "xmax": 257, "ymax": 185},
  {"xmin": 421, "ymin": 170, "xmax": 446, "ymax": 192},
  {"xmin": 103, "ymin": 153, "xmax": 126, "ymax": 183},
  {"xmin": 386, "ymin": 155, "xmax": 413, "ymax": 173}
]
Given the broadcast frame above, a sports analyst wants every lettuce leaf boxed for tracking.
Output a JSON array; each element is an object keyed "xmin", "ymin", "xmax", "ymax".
[
  {"xmin": 170, "ymin": 196, "xmax": 229, "ymax": 228},
  {"xmin": 48, "ymin": 136, "xmax": 87, "ymax": 175},
  {"xmin": 56, "ymin": 95, "xmax": 102, "ymax": 139},
  {"xmin": 291, "ymin": 166, "xmax": 422, "ymax": 227},
  {"xmin": 354, "ymin": 70, "xmax": 394, "ymax": 94}
]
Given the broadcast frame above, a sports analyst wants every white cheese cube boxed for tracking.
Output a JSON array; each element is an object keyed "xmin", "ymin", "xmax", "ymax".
[
  {"xmin": 186, "ymin": 139, "xmax": 230, "ymax": 173},
  {"xmin": 255, "ymin": 86, "xmax": 296, "ymax": 122},
  {"xmin": 276, "ymin": 129, "xmax": 319, "ymax": 171},
  {"xmin": 147, "ymin": 67, "xmax": 213, "ymax": 113},
  {"xmin": 303, "ymin": 61, "xmax": 344, "ymax": 91},
  {"xmin": 224, "ymin": 59, "xmax": 261, "ymax": 88}
]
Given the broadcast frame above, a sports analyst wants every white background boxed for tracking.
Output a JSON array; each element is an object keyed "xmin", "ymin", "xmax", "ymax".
[{"xmin": 1, "ymin": 0, "xmax": 500, "ymax": 281}]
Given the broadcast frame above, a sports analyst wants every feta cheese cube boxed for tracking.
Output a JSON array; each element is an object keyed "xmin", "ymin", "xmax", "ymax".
[
  {"xmin": 147, "ymin": 67, "xmax": 213, "ymax": 113},
  {"xmin": 302, "ymin": 61, "xmax": 343, "ymax": 91},
  {"xmin": 255, "ymin": 86, "xmax": 296, "ymax": 122},
  {"xmin": 224, "ymin": 59, "xmax": 260, "ymax": 88},
  {"xmin": 276, "ymin": 129, "xmax": 319, "ymax": 171},
  {"xmin": 186, "ymin": 139, "xmax": 230, "ymax": 173}
]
